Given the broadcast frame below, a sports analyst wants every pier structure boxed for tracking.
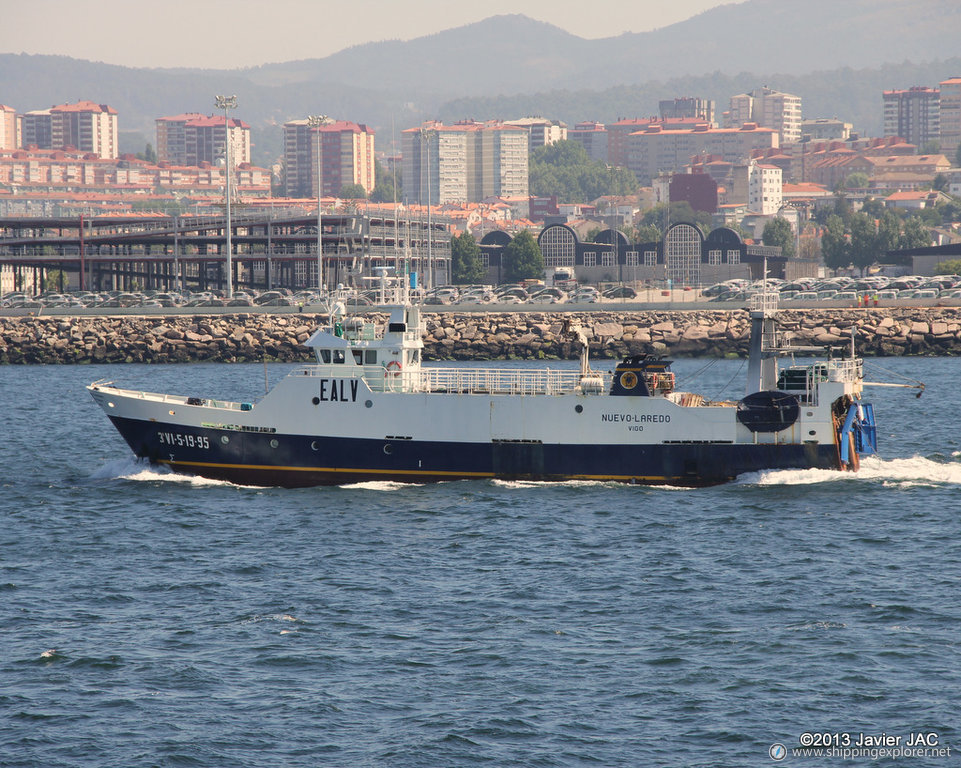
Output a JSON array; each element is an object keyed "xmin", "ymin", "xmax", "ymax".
[{"xmin": 0, "ymin": 209, "xmax": 451, "ymax": 294}]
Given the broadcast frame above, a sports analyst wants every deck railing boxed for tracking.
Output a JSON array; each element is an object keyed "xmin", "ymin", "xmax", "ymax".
[
  {"xmin": 289, "ymin": 365, "xmax": 609, "ymax": 396},
  {"xmin": 825, "ymin": 357, "xmax": 862, "ymax": 383}
]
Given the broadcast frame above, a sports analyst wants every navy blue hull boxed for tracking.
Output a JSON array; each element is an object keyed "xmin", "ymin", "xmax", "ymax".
[{"xmin": 108, "ymin": 416, "xmax": 841, "ymax": 487}]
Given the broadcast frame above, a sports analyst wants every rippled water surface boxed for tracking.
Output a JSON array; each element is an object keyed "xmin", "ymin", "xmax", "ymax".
[{"xmin": 1, "ymin": 358, "xmax": 959, "ymax": 766}]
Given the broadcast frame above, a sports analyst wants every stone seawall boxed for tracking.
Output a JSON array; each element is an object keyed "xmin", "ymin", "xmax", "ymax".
[{"xmin": 2, "ymin": 308, "xmax": 961, "ymax": 364}]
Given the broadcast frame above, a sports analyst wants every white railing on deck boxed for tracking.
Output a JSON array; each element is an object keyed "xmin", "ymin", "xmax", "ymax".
[
  {"xmin": 413, "ymin": 367, "xmax": 603, "ymax": 396},
  {"xmin": 826, "ymin": 358, "xmax": 862, "ymax": 383},
  {"xmin": 290, "ymin": 365, "xmax": 610, "ymax": 396}
]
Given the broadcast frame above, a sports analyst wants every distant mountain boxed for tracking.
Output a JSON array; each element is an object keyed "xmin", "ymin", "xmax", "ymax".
[
  {"xmin": 237, "ymin": 0, "xmax": 961, "ymax": 97},
  {"xmin": 1, "ymin": 0, "xmax": 960, "ymax": 166}
]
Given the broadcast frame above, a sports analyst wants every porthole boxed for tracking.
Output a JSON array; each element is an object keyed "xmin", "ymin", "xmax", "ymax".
[
  {"xmin": 312, "ymin": 396, "xmax": 320, "ymax": 405},
  {"xmin": 383, "ymin": 443, "xmax": 393, "ymax": 455},
  {"xmin": 575, "ymin": 404, "xmax": 584, "ymax": 413},
  {"xmin": 808, "ymin": 430, "xmax": 817, "ymax": 436},
  {"xmin": 365, "ymin": 400, "xmax": 373, "ymax": 409},
  {"xmin": 270, "ymin": 439, "xmax": 279, "ymax": 449},
  {"xmin": 221, "ymin": 435, "xmax": 230, "ymax": 445}
]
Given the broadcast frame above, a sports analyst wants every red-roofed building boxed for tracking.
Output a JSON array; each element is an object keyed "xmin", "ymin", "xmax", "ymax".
[
  {"xmin": 19, "ymin": 101, "xmax": 119, "ymax": 159},
  {"xmin": 282, "ymin": 119, "xmax": 375, "ymax": 198},
  {"xmin": 883, "ymin": 87, "xmax": 940, "ymax": 148},
  {"xmin": 0, "ymin": 147, "xmax": 270, "ymax": 199},
  {"xmin": 156, "ymin": 113, "xmax": 251, "ymax": 167},
  {"xmin": 52, "ymin": 100, "xmax": 118, "ymax": 159},
  {"xmin": 882, "ymin": 190, "xmax": 951, "ymax": 210},
  {"xmin": 606, "ymin": 117, "xmax": 708, "ymax": 168},
  {"xmin": 625, "ymin": 122, "xmax": 778, "ymax": 184}
]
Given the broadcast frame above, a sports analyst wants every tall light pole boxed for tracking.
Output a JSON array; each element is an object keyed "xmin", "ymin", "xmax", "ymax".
[
  {"xmin": 307, "ymin": 114, "xmax": 332, "ymax": 293},
  {"xmin": 215, "ymin": 94, "xmax": 237, "ymax": 298},
  {"xmin": 420, "ymin": 127, "xmax": 435, "ymax": 289}
]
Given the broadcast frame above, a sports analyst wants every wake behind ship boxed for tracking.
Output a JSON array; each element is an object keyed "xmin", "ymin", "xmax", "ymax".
[{"xmin": 89, "ymin": 289, "xmax": 884, "ymax": 487}]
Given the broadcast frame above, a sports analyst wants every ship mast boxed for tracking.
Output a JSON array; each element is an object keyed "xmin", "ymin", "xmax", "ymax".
[{"xmin": 745, "ymin": 264, "xmax": 780, "ymax": 395}]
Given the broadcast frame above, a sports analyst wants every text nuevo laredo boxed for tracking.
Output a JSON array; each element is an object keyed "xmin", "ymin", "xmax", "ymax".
[{"xmin": 600, "ymin": 413, "xmax": 671, "ymax": 424}]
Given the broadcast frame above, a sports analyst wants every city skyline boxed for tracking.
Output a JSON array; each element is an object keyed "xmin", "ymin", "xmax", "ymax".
[{"xmin": 2, "ymin": 0, "xmax": 734, "ymax": 70}]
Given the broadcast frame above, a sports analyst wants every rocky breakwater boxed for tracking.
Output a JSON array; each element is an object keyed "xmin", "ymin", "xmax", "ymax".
[
  {"xmin": 2, "ymin": 307, "xmax": 961, "ymax": 364},
  {"xmin": 0, "ymin": 314, "xmax": 323, "ymax": 364},
  {"xmin": 421, "ymin": 307, "xmax": 961, "ymax": 360}
]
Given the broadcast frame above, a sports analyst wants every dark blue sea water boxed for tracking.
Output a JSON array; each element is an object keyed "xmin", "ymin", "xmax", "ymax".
[{"xmin": 1, "ymin": 357, "xmax": 959, "ymax": 767}]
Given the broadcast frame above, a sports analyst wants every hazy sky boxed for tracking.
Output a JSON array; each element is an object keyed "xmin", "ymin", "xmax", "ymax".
[{"xmin": 4, "ymin": 0, "xmax": 736, "ymax": 69}]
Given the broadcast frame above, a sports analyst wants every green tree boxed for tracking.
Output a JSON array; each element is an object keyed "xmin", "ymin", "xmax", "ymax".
[
  {"xmin": 450, "ymin": 231, "xmax": 487, "ymax": 284},
  {"xmin": 339, "ymin": 183, "xmax": 367, "ymax": 199},
  {"xmin": 370, "ymin": 159, "xmax": 401, "ymax": 203},
  {"xmin": 821, "ymin": 214, "xmax": 850, "ymax": 273},
  {"xmin": 502, "ymin": 229, "xmax": 545, "ymax": 282},
  {"xmin": 932, "ymin": 173, "xmax": 949, "ymax": 192},
  {"xmin": 899, "ymin": 216, "xmax": 931, "ymax": 250},
  {"xmin": 876, "ymin": 211, "xmax": 902, "ymax": 258},
  {"xmin": 137, "ymin": 143, "xmax": 156, "ymax": 163},
  {"xmin": 935, "ymin": 259, "xmax": 961, "ymax": 274},
  {"xmin": 638, "ymin": 201, "xmax": 711, "ymax": 235},
  {"xmin": 634, "ymin": 223, "xmax": 661, "ymax": 244},
  {"xmin": 842, "ymin": 172, "xmax": 869, "ymax": 189},
  {"xmin": 761, "ymin": 217, "xmax": 796, "ymax": 258},
  {"xmin": 860, "ymin": 197, "xmax": 886, "ymax": 218},
  {"xmin": 832, "ymin": 195, "xmax": 854, "ymax": 227},
  {"xmin": 848, "ymin": 212, "xmax": 878, "ymax": 275},
  {"xmin": 936, "ymin": 198, "xmax": 961, "ymax": 224},
  {"xmin": 529, "ymin": 140, "xmax": 637, "ymax": 203},
  {"xmin": 584, "ymin": 227, "xmax": 603, "ymax": 243}
]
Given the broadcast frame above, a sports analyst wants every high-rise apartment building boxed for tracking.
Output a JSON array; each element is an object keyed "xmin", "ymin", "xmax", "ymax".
[
  {"xmin": 282, "ymin": 119, "xmax": 375, "ymax": 198},
  {"xmin": 156, "ymin": 113, "xmax": 251, "ymax": 167},
  {"xmin": 607, "ymin": 117, "xmax": 708, "ymax": 168},
  {"xmin": 504, "ymin": 117, "xmax": 567, "ymax": 153},
  {"xmin": 50, "ymin": 101, "xmax": 118, "ymax": 159},
  {"xmin": 402, "ymin": 121, "xmax": 529, "ymax": 205},
  {"xmin": 883, "ymin": 87, "xmax": 940, "ymax": 147},
  {"xmin": 568, "ymin": 121, "xmax": 608, "ymax": 163},
  {"xmin": 0, "ymin": 105, "xmax": 17, "ymax": 150},
  {"xmin": 20, "ymin": 110, "xmax": 52, "ymax": 150},
  {"xmin": 800, "ymin": 118, "xmax": 853, "ymax": 141},
  {"xmin": 625, "ymin": 123, "xmax": 779, "ymax": 184},
  {"xmin": 20, "ymin": 101, "xmax": 118, "ymax": 158},
  {"xmin": 940, "ymin": 77, "xmax": 961, "ymax": 158},
  {"xmin": 728, "ymin": 87, "xmax": 802, "ymax": 145},
  {"xmin": 659, "ymin": 97, "xmax": 716, "ymax": 125}
]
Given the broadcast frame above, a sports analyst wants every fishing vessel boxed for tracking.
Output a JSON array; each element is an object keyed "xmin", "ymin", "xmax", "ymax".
[{"xmin": 88, "ymin": 285, "xmax": 893, "ymax": 487}]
